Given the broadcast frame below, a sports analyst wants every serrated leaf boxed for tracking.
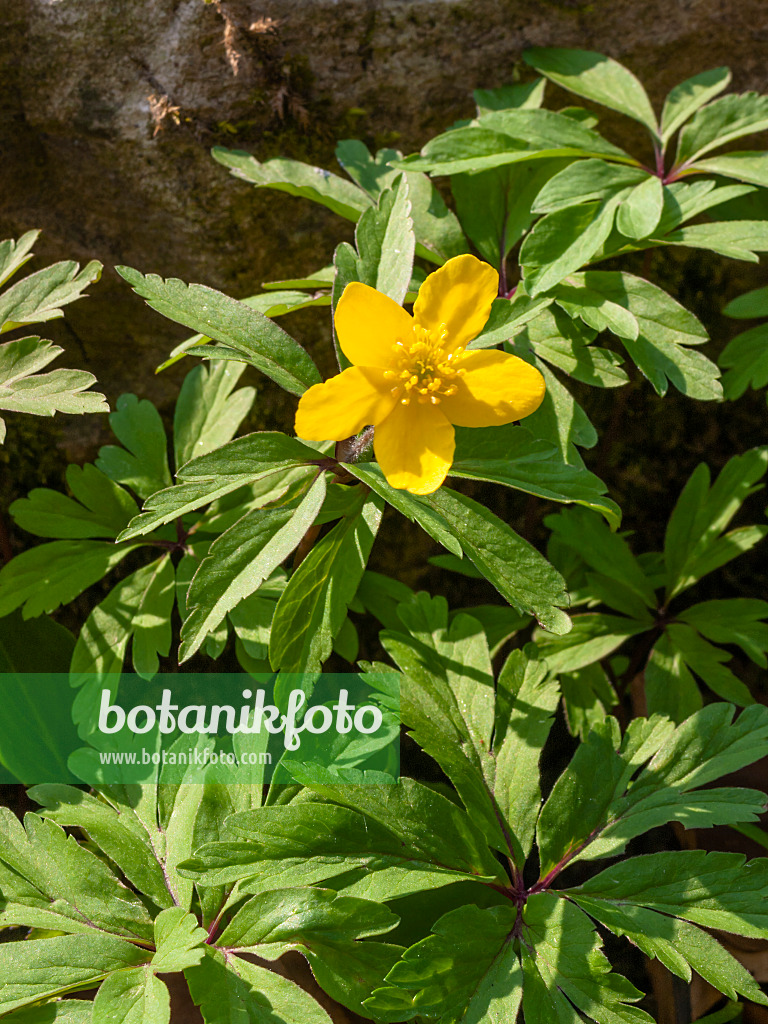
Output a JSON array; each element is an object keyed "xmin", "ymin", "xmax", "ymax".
[
  {"xmin": 29, "ymin": 784, "xmax": 174, "ymax": 909},
  {"xmin": 151, "ymin": 907, "xmax": 207, "ymax": 973},
  {"xmin": 534, "ymin": 613, "xmax": 649, "ymax": 674},
  {"xmin": 0, "ymin": 337, "xmax": 107, "ymax": 431},
  {"xmin": 353, "ymin": 176, "xmax": 415, "ymax": 305},
  {"xmin": 691, "ymin": 151, "xmax": 768, "ymax": 188},
  {"xmin": 659, "ymin": 219, "xmax": 768, "ymax": 262},
  {"xmin": 0, "ymin": 230, "xmax": 39, "ymax": 287},
  {"xmin": 450, "ymin": 424, "xmax": 621, "ymax": 527},
  {"xmin": 367, "ymin": 903, "xmax": 520, "ymax": 1024},
  {"xmin": 116, "ymin": 267, "xmax": 321, "ymax": 396},
  {"xmin": 180, "ymin": 474, "xmax": 327, "ymax": 662},
  {"xmin": 679, "ymin": 599, "xmax": 768, "ymax": 667},
  {"xmin": 719, "ymin": 322, "xmax": 768, "ymax": 399},
  {"xmin": 0, "ymin": 933, "xmax": 150, "ymax": 1015},
  {"xmin": 422, "ymin": 487, "xmax": 571, "ymax": 634},
  {"xmin": 119, "ymin": 431, "xmax": 319, "ymax": 540},
  {"xmin": 213, "ymin": 146, "xmax": 371, "ymax": 220},
  {"xmin": 664, "ymin": 449, "xmax": 768, "ymax": 598},
  {"xmin": 0, "ymin": 258, "xmax": 102, "ymax": 333},
  {"xmin": 93, "ymin": 967, "xmax": 169, "ymax": 1024},
  {"xmin": 269, "ymin": 493, "xmax": 382, "ymax": 671},
  {"xmin": 524, "ymin": 47, "xmax": 658, "ymax": 134},
  {"xmin": 521, "ymin": 893, "xmax": 653, "ymax": 1024}
]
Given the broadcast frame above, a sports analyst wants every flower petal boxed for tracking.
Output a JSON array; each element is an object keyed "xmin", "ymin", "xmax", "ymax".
[
  {"xmin": 295, "ymin": 366, "xmax": 398, "ymax": 441},
  {"xmin": 335, "ymin": 282, "xmax": 414, "ymax": 368},
  {"xmin": 374, "ymin": 401, "xmax": 455, "ymax": 495},
  {"xmin": 439, "ymin": 350, "xmax": 545, "ymax": 427},
  {"xmin": 413, "ymin": 254, "xmax": 498, "ymax": 352}
]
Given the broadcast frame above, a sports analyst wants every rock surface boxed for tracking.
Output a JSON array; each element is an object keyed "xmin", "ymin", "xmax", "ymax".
[{"xmin": 1, "ymin": 0, "xmax": 767, "ymax": 446}]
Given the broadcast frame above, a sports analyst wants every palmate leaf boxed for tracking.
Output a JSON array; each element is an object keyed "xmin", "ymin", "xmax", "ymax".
[
  {"xmin": 173, "ymin": 360, "xmax": 256, "ymax": 468},
  {"xmin": 0, "ymin": 336, "xmax": 108, "ymax": 442},
  {"xmin": 675, "ymin": 91, "xmax": 768, "ymax": 164}
]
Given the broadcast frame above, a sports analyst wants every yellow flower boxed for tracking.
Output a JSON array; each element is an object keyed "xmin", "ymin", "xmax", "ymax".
[{"xmin": 295, "ymin": 254, "xmax": 546, "ymax": 495}]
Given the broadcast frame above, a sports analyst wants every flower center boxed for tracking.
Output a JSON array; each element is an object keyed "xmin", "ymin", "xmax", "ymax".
[{"xmin": 384, "ymin": 324, "xmax": 465, "ymax": 406}]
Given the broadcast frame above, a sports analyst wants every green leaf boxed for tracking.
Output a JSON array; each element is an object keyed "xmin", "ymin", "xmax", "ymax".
[
  {"xmin": 29, "ymin": 784, "xmax": 174, "ymax": 909},
  {"xmin": 353, "ymin": 176, "xmax": 415, "ymax": 305},
  {"xmin": 216, "ymin": 887, "xmax": 400, "ymax": 1016},
  {"xmin": 474, "ymin": 78, "xmax": 546, "ymax": 113},
  {"xmin": 520, "ymin": 197, "xmax": 625, "ymax": 295},
  {"xmin": 532, "ymin": 159, "xmax": 647, "ymax": 214},
  {"xmin": 622, "ymin": 333, "xmax": 723, "ymax": 398},
  {"xmin": 0, "ymin": 258, "xmax": 102, "ymax": 333},
  {"xmin": 676, "ymin": 91, "xmax": 768, "ymax": 164},
  {"xmin": 269, "ymin": 493, "xmax": 382, "ymax": 671},
  {"xmin": 336, "ymin": 139, "xmax": 400, "ymax": 196},
  {"xmin": 719, "ymin": 322, "xmax": 768, "ymax": 399},
  {"xmin": 366, "ymin": 903, "xmax": 520, "ymax": 1023},
  {"xmin": 665, "ymin": 623, "xmax": 753, "ymax": 705},
  {"xmin": 534, "ymin": 613, "xmax": 649, "ymax": 674},
  {"xmin": 0, "ymin": 810, "xmax": 153, "ymax": 940},
  {"xmin": 0, "ymin": 230, "xmax": 39, "ymax": 287},
  {"xmin": 0, "ymin": 540, "xmax": 139, "ymax": 618},
  {"xmin": 452, "ymin": 159, "xmax": 571, "ymax": 266},
  {"xmin": 0, "ymin": 336, "xmax": 108, "ymax": 438},
  {"xmin": 494, "ymin": 651, "xmax": 561, "ymax": 863},
  {"xmin": 524, "ymin": 47, "xmax": 658, "ymax": 134},
  {"xmin": 661, "ymin": 67, "xmax": 732, "ymax": 145},
  {"xmin": 545, "ymin": 506, "xmax": 656, "ymax": 606},
  {"xmin": 0, "ymin": 611, "xmax": 74, "ymax": 673},
  {"xmin": 664, "ymin": 449, "xmax": 768, "ymax": 598},
  {"xmin": 118, "ymin": 431, "xmax": 319, "ymax": 540},
  {"xmin": 182, "ymin": 786, "xmax": 502, "ymax": 896},
  {"xmin": 560, "ymin": 663, "xmax": 618, "ymax": 738},
  {"xmin": 574, "ymin": 898, "xmax": 767, "ymax": 1007},
  {"xmin": 344, "ymin": 462, "xmax": 462, "ymax": 556},
  {"xmin": 422, "ymin": 487, "xmax": 571, "ymax": 634},
  {"xmin": 151, "ymin": 907, "xmax": 207, "ymax": 973},
  {"xmin": 521, "ymin": 893, "xmax": 653, "ymax": 1024},
  {"xmin": 660, "ymin": 219, "xmax": 768, "ymax": 262},
  {"xmin": 645, "ymin": 632, "xmax": 702, "ymax": 722},
  {"xmin": 616, "ymin": 175, "xmax": 664, "ymax": 239},
  {"xmin": 679, "ymin": 598, "xmax": 768, "ymax": 667},
  {"xmin": 690, "ymin": 151, "xmax": 768, "ymax": 188},
  {"xmin": 724, "ymin": 285, "xmax": 768, "ymax": 318},
  {"xmin": 185, "ymin": 947, "xmax": 334, "ymax": 1024},
  {"xmin": 180, "ymin": 474, "xmax": 327, "ymax": 662},
  {"xmin": 0, "ymin": 933, "xmax": 150, "ymax": 1015},
  {"xmin": 173, "ymin": 361, "xmax": 255, "ymax": 468},
  {"xmin": 71, "ymin": 555, "xmax": 175, "ymax": 680},
  {"xmin": 212, "ymin": 146, "xmax": 371, "ymax": 220},
  {"xmin": 572, "ymin": 849, "xmax": 768, "ymax": 940},
  {"xmin": 96, "ymin": 394, "xmax": 172, "ymax": 500},
  {"xmin": 450, "ymin": 424, "xmax": 621, "ymax": 526},
  {"xmin": 116, "ymin": 267, "xmax": 321, "ymax": 396},
  {"xmin": 10, "ymin": 464, "xmax": 138, "ymax": 539},
  {"xmin": 92, "ymin": 967, "xmax": 169, "ymax": 1024},
  {"xmin": 2, "ymin": 1000, "xmax": 93, "ymax": 1023}
]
